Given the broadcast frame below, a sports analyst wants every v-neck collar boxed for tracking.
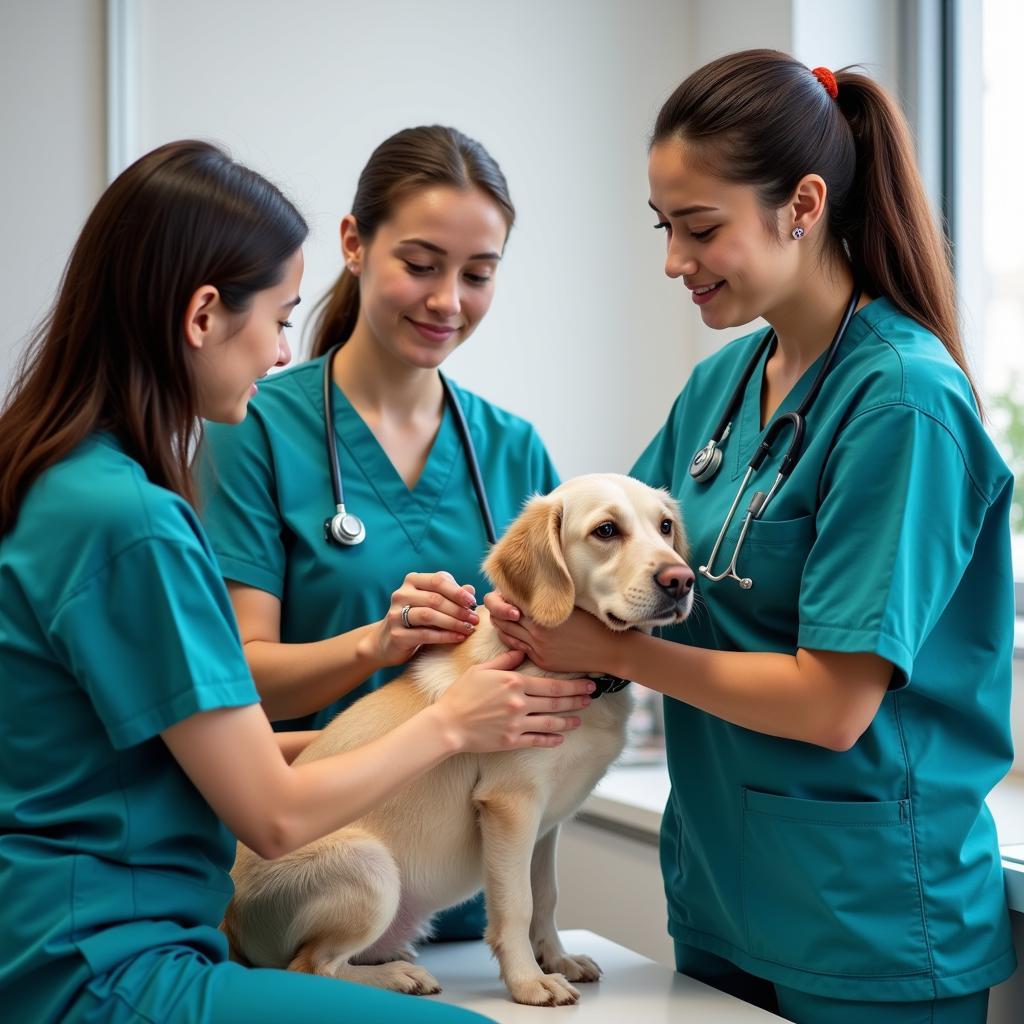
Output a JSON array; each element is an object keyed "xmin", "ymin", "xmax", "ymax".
[
  {"xmin": 323, "ymin": 371, "xmax": 461, "ymax": 551},
  {"xmin": 730, "ymin": 307, "xmax": 865, "ymax": 481}
]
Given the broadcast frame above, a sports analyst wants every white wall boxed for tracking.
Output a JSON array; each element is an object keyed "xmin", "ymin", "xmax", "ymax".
[
  {"xmin": 120, "ymin": 0, "xmax": 694, "ymax": 479},
  {"xmin": 0, "ymin": 0, "xmax": 106, "ymax": 389}
]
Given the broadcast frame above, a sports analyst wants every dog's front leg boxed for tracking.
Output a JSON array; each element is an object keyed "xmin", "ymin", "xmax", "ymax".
[
  {"xmin": 475, "ymin": 791, "xmax": 580, "ymax": 1006},
  {"xmin": 529, "ymin": 824, "xmax": 602, "ymax": 983}
]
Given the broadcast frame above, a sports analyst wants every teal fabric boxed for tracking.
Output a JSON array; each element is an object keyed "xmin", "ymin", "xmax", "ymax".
[
  {"xmin": 198, "ymin": 354, "xmax": 560, "ymax": 731},
  {"xmin": 64, "ymin": 947, "xmax": 492, "ymax": 1023},
  {"xmin": 675, "ymin": 943, "xmax": 990, "ymax": 1023},
  {"xmin": 198, "ymin": 355, "xmax": 558, "ymax": 942},
  {"xmin": 0, "ymin": 434, "xmax": 489, "ymax": 1022},
  {"xmin": 773, "ymin": 984, "xmax": 989, "ymax": 1024},
  {"xmin": 634, "ymin": 300, "xmax": 1016, "ymax": 1001}
]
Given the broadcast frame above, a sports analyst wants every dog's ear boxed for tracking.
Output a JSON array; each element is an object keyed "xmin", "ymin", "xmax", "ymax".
[{"xmin": 483, "ymin": 494, "xmax": 575, "ymax": 628}]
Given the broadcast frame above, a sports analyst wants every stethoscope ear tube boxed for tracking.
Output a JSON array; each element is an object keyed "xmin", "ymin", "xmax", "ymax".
[
  {"xmin": 696, "ymin": 286, "xmax": 861, "ymax": 589},
  {"xmin": 321, "ymin": 344, "xmax": 497, "ymax": 549},
  {"xmin": 322, "ymin": 344, "xmax": 366, "ymax": 546}
]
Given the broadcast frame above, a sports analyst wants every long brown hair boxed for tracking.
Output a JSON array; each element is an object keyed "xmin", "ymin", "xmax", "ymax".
[
  {"xmin": 309, "ymin": 125, "xmax": 515, "ymax": 358},
  {"xmin": 0, "ymin": 140, "xmax": 308, "ymax": 535},
  {"xmin": 652, "ymin": 49, "xmax": 979, "ymax": 412}
]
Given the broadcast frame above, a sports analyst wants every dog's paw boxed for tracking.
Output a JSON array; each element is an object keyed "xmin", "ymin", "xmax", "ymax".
[
  {"xmin": 344, "ymin": 960, "xmax": 441, "ymax": 995},
  {"xmin": 508, "ymin": 972, "xmax": 580, "ymax": 1006},
  {"xmin": 541, "ymin": 953, "xmax": 602, "ymax": 983}
]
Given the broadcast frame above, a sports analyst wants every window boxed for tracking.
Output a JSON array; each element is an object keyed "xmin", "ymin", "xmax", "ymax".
[{"xmin": 974, "ymin": 0, "xmax": 1024, "ymax": 588}]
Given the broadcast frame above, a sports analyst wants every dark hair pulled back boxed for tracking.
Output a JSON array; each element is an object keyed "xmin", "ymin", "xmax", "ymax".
[
  {"xmin": 309, "ymin": 125, "xmax": 515, "ymax": 359},
  {"xmin": 0, "ymin": 140, "xmax": 308, "ymax": 533},
  {"xmin": 652, "ymin": 49, "xmax": 978, "ymax": 411}
]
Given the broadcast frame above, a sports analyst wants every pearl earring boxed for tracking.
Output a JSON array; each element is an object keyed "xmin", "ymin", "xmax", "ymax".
[{"xmin": 791, "ymin": 227, "xmax": 805, "ymax": 240}]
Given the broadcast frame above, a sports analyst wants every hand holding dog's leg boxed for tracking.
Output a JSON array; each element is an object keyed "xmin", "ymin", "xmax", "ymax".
[
  {"xmin": 476, "ymin": 790, "xmax": 581, "ymax": 1006},
  {"xmin": 529, "ymin": 825, "xmax": 602, "ymax": 983}
]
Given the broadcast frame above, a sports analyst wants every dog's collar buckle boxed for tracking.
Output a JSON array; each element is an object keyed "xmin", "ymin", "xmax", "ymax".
[{"xmin": 588, "ymin": 673, "xmax": 631, "ymax": 699}]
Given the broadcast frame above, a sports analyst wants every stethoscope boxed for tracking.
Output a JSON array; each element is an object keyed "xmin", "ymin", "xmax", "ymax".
[
  {"xmin": 322, "ymin": 343, "xmax": 497, "ymax": 548},
  {"xmin": 692, "ymin": 286, "xmax": 861, "ymax": 590}
]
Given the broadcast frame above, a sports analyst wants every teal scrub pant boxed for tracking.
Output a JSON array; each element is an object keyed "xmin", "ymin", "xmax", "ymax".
[
  {"xmin": 60, "ymin": 946, "xmax": 493, "ymax": 1023},
  {"xmin": 432, "ymin": 892, "xmax": 487, "ymax": 942},
  {"xmin": 675, "ymin": 943, "xmax": 990, "ymax": 1024}
]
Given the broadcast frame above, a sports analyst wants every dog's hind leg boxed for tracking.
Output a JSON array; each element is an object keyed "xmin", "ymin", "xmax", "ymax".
[
  {"xmin": 476, "ymin": 791, "xmax": 580, "ymax": 1006},
  {"xmin": 274, "ymin": 832, "xmax": 440, "ymax": 995},
  {"xmin": 528, "ymin": 824, "xmax": 602, "ymax": 983}
]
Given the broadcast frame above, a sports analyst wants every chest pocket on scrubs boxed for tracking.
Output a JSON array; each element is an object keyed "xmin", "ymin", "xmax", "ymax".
[
  {"xmin": 741, "ymin": 788, "xmax": 930, "ymax": 978},
  {"xmin": 715, "ymin": 513, "xmax": 816, "ymax": 650}
]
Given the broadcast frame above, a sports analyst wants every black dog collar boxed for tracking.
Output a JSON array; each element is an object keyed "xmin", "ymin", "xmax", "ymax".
[{"xmin": 589, "ymin": 673, "xmax": 631, "ymax": 699}]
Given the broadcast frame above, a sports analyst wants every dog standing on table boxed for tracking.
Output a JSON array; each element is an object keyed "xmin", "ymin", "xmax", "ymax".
[{"xmin": 224, "ymin": 474, "xmax": 694, "ymax": 1006}]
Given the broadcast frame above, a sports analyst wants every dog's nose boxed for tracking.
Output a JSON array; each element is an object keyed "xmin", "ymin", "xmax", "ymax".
[{"xmin": 654, "ymin": 563, "xmax": 694, "ymax": 599}]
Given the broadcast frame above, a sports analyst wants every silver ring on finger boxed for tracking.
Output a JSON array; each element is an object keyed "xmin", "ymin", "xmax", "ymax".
[{"xmin": 401, "ymin": 604, "xmax": 413, "ymax": 629}]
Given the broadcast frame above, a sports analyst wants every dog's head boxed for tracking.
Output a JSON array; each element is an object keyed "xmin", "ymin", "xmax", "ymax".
[{"xmin": 483, "ymin": 473, "xmax": 693, "ymax": 632}]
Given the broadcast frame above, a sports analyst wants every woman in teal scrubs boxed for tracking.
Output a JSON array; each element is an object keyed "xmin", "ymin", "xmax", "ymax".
[
  {"xmin": 199, "ymin": 126, "xmax": 559, "ymax": 940},
  {"xmin": 0, "ymin": 140, "xmax": 590, "ymax": 1023},
  {"xmin": 487, "ymin": 52, "xmax": 1016, "ymax": 1023}
]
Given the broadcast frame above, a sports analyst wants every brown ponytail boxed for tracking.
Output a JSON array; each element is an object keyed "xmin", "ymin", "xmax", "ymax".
[
  {"xmin": 309, "ymin": 125, "xmax": 515, "ymax": 358},
  {"xmin": 832, "ymin": 69, "xmax": 975, "ymax": 410},
  {"xmin": 652, "ymin": 49, "xmax": 980, "ymax": 413}
]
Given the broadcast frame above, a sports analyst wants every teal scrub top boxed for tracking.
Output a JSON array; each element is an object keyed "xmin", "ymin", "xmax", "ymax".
[
  {"xmin": 0, "ymin": 435, "xmax": 259, "ymax": 1021},
  {"xmin": 631, "ymin": 299, "xmax": 1017, "ymax": 1002},
  {"xmin": 198, "ymin": 354, "xmax": 560, "ymax": 732}
]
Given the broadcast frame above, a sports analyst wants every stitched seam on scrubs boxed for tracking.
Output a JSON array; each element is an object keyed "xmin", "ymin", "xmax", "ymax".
[
  {"xmin": 798, "ymin": 623, "xmax": 912, "ymax": 660},
  {"xmin": 893, "ymin": 691, "xmax": 938, "ymax": 986},
  {"xmin": 836, "ymin": 398, "xmax": 991, "ymax": 506},
  {"xmin": 50, "ymin": 537, "xmax": 200, "ymax": 617},
  {"xmin": 109, "ymin": 988, "xmax": 160, "ymax": 1024},
  {"xmin": 108, "ymin": 679, "xmax": 258, "ymax": 748},
  {"xmin": 744, "ymin": 812, "xmax": 903, "ymax": 827},
  {"xmin": 212, "ymin": 552, "xmax": 284, "ymax": 599},
  {"xmin": 670, "ymin": 924, "xmax": 933, "ymax": 978}
]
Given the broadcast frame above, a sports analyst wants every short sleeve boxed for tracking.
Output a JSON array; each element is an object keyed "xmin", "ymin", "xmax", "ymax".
[
  {"xmin": 198, "ymin": 413, "xmax": 287, "ymax": 597},
  {"xmin": 49, "ymin": 536, "xmax": 258, "ymax": 749},
  {"xmin": 798, "ymin": 403, "xmax": 993, "ymax": 687}
]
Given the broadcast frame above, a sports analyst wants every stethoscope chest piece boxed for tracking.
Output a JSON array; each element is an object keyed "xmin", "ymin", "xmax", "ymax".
[
  {"xmin": 689, "ymin": 440, "xmax": 723, "ymax": 483},
  {"xmin": 324, "ymin": 508, "xmax": 366, "ymax": 546}
]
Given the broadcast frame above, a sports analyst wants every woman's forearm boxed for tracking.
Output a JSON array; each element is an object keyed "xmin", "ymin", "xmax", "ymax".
[
  {"xmin": 267, "ymin": 705, "xmax": 459, "ymax": 855},
  {"xmin": 609, "ymin": 632, "xmax": 889, "ymax": 751},
  {"xmin": 163, "ymin": 701, "xmax": 460, "ymax": 861},
  {"xmin": 244, "ymin": 625, "xmax": 385, "ymax": 720},
  {"xmin": 275, "ymin": 729, "xmax": 321, "ymax": 764}
]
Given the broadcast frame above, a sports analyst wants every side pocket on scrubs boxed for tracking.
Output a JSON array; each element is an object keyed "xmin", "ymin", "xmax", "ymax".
[{"xmin": 741, "ymin": 788, "xmax": 931, "ymax": 978}]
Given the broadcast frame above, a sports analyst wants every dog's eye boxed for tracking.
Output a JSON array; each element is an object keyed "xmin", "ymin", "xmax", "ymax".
[
  {"xmin": 660, "ymin": 519, "xmax": 673, "ymax": 535},
  {"xmin": 593, "ymin": 522, "xmax": 619, "ymax": 540}
]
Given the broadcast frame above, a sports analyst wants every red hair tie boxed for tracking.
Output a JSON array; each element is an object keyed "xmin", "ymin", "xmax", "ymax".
[{"xmin": 812, "ymin": 66, "xmax": 838, "ymax": 99}]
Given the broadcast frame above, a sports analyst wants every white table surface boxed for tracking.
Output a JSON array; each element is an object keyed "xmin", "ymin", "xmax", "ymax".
[{"xmin": 417, "ymin": 929, "xmax": 778, "ymax": 1021}]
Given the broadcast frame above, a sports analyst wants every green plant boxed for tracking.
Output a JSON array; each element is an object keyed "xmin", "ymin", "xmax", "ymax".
[{"xmin": 990, "ymin": 375, "xmax": 1024, "ymax": 536}]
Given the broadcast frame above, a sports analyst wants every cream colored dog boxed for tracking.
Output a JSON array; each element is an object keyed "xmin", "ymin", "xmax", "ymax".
[{"xmin": 225, "ymin": 473, "xmax": 694, "ymax": 1006}]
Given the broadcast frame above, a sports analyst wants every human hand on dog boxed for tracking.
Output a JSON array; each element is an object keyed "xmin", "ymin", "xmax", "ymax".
[
  {"xmin": 435, "ymin": 648, "xmax": 595, "ymax": 752},
  {"xmin": 484, "ymin": 592, "xmax": 615, "ymax": 676},
  {"xmin": 373, "ymin": 571, "xmax": 481, "ymax": 667}
]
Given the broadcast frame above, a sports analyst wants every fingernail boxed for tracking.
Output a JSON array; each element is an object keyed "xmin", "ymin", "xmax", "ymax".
[
  {"xmin": 468, "ymin": 612, "xmax": 480, "ymax": 624},
  {"xmin": 464, "ymin": 622, "xmax": 475, "ymax": 633},
  {"xmin": 465, "ymin": 598, "xmax": 477, "ymax": 610},
  {"xmin": 586, "ymin": 682, "xmax": 597, "ymax": 693},
  {"xmin": 511, "ymin": 610, "xmax": 521, "ymax": 621}
]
